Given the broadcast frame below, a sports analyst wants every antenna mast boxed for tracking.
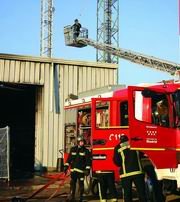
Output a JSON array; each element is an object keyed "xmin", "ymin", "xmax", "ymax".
[
  {"xmin": 40, "ymin": 0, "xmax": 54, "ymax": 57},
  {"xmin": 97, "ymin": 0, "xmax": 119, "ymax": 63}
]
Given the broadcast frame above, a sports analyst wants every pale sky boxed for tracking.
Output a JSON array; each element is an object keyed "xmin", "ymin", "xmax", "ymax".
[{"xmin": 0, "ymin": 0, "xmax": 179, "ymax": 85}]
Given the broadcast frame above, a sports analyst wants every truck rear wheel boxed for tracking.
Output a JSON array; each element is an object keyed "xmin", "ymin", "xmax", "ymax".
[
  {"xmin": 162, "ymin": 179, "xmax": 177, "ymax": 196},
  {"xmin": 145, "ymin": 178, "xmax": 166, "ymax": 202}
]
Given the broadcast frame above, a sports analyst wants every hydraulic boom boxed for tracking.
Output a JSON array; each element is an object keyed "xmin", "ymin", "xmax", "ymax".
[{"xmin": 77, "ymin": 37, "xmax": 180, "ymax": 75}]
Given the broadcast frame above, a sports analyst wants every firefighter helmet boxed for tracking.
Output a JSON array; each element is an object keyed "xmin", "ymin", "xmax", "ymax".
[
  {"xmin": 120, "ymin": 135, "xmax": 129, "ymax": 143},
  {"xmin": 77, "ymin": 135, "xmax": 85, "ymax": 142}
]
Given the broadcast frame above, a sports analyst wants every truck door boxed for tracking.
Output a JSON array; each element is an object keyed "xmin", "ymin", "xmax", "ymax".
[
  {"xmin": 91, "ymin": 97, "xmax": 129, "ymax": 178},
  {"xmin": 128, "ymin": 86, "xmax": 177, "ymax": 168}
]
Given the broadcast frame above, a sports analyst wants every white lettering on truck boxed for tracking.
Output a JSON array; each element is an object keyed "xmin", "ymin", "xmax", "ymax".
[{"xmin": 109, "ymin": 133, "xmax": 125, "ymax": 141}]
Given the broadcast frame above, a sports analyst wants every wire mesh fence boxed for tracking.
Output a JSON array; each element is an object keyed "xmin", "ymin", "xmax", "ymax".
[{"xmin": 0, "ymin": 126, "xmax": 10, "ymax": 181}]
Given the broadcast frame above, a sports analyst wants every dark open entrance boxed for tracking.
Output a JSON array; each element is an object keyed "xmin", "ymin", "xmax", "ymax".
[{"xmin": 0, "ymin": 82, "xmax": 36, "ymax": 179}]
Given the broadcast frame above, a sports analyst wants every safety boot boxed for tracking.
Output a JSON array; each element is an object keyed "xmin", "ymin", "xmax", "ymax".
[
  {"xmin": 66, "ymin": 194, "xmax": 75, "ymax": 202},
  {"xmin": 79, "ymin": 195, "xmax": 87, "ymax": 202}
]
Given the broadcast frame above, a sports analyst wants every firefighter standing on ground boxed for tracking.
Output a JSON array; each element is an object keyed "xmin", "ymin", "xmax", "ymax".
[
  {"xmin": 142, "ymin": 157, "xmax": 165, "ymax": 202},
  {"xmin": 64, "ymin": 135, "xmax": 91, "ymax": 202},
  {"xmin": 113, "ymin": 135, "xmax": 147, "ymax": 202},
  {"xmin": 96, "ymin": 171, "xmax": 118, "ymax": 202}
]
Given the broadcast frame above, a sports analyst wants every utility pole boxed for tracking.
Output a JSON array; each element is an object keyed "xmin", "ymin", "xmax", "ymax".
[
  {"xmin": 97, "ymin": 0, "xmax": 119, "ymax": 63},
  {"xmin": 40, "ymin": 0, "xmax": 54, "ymax": 57}
]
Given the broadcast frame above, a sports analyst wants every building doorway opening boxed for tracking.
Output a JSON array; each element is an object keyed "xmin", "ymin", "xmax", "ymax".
[{"xmin": 0, "ymin": 83, "xmax": 36, "ymax": 179}]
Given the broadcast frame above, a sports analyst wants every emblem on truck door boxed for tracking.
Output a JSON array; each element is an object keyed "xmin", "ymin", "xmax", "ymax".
[{"xmin": 146, "ymin": 125, "xmax": 158, "ymax": 143}]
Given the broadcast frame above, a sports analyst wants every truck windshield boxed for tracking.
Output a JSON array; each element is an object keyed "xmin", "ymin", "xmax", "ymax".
[{"xmin": 134, "ymin": 90, "xmax": 170, "ymax": 127}]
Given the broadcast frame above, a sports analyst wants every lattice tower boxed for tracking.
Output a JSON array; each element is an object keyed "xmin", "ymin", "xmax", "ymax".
[
  {"xmin": 97, "ymin": 0, "xmax": 119, "ymax": 63},
  {"xmin": 40, "ymin": 0, "xmax": 54, "ymax": 57}
]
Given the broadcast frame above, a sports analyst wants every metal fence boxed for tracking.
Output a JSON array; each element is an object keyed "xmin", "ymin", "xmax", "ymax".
[{"xmin": 0, "ymin": 126, "xmax": 10, "ymax": 181}]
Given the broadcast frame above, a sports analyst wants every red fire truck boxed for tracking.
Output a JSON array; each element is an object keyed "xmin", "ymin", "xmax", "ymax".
[{"xmin": 64, "ymin": 81, "xmax": 180, "ymax": 194}]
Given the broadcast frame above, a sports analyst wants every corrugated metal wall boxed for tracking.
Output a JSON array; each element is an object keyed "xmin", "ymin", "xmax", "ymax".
[{"xmin": 0, "ymin": 54, "xmax": 118, "ymax": 169}]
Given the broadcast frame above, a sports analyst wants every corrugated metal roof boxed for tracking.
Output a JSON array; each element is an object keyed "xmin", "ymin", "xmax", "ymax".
[{"xmin": 0, "ymin": 53, "xmax": 118, "ymax": 68}]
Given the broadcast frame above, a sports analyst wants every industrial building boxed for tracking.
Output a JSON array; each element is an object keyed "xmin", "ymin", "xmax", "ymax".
[{"xmin": 0, "ymin": 53, "xmax": 117, "ymax": 177}]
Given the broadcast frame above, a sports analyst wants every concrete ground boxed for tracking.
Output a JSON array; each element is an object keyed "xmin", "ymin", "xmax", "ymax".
[{"xmin": 0, "ymin": 173, "xmax": 180, "ymax": 202}]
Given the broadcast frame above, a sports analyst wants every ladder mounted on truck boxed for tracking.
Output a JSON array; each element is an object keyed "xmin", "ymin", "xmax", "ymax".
[{"xmin": 64, "ymin": 27, "xmax": 180, "ymax": 75}]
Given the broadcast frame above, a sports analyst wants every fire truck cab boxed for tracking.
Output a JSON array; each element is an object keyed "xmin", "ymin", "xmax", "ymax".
[
  {"xmin": 64, "ymin": 81, "xmax": 180, "ymax": 192},
  {"xmin": 128, "ymin": 81, "xmax": 180, "ymax": 189}
]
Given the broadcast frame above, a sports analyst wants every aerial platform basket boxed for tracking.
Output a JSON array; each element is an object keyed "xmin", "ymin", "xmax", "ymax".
[{"xmin": 64, "ymin": 25, "xmax": 88, "ymax": 48}]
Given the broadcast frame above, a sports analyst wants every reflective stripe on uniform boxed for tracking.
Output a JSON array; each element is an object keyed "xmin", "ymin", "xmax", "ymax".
[
  {"xmin": 71, "ymin": 152, "xmax": 77, "ymax": 155},
  {"xmin": 71, "ymin": 168, "xmax": 84, "ymax": 173},
  {"xmin": 120, "ymin": 170, "xmax": 143, "ymax": 178},
  {"xmin": 110, "ymin": 199, "xmax": 118, "ymax": 202},
  {"xmin": 136, "ymin": 151, "xmax": 143, "ymax": 172},
  {"xmin": 79, "ymin": 152, "xmax": 85, "ymax": 156},
  {"xmin": 119, "ymin": 146, "xmax": 126, "ymax": 176},
  {"xmin": 98, "ymin": 182, "xmax": 106, "ymax": 202},
  {"xmin": 117, "ymin": 145, "xmax": 130, "ymax": 153},
  {"xmin": 118, "ymin": 145, "xmax": 143, "ymax": 178},
  {"xmin": 64, "ymin": 163, "xmax": 69, "ymax": 166}
]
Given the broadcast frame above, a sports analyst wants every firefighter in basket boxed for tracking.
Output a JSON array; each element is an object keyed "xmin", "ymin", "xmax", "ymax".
[
  {"xmin": 64, "ymin": 135, "xmax": 91, "ymax": 202},
  {"xmin": 71, "ymin": 19, "xmax": 82, "ymax": 41}
]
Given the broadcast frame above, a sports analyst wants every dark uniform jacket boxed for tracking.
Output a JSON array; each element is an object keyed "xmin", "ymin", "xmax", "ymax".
[
  {"xmin": 113, "ymin": 142, "xmax": 143, "ymax": 178},
  {"xmin": 72, "ymin": 23, "xmax": 81, "ymax": 33},
  {"xmin": 65, "ymin": 145, "xmax": 91, "ymax": 173}
]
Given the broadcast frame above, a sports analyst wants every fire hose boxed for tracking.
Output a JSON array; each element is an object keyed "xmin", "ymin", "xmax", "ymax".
[{"xmin": 11, "ymin": 172, "xmax": 70, "ymax": 202}]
